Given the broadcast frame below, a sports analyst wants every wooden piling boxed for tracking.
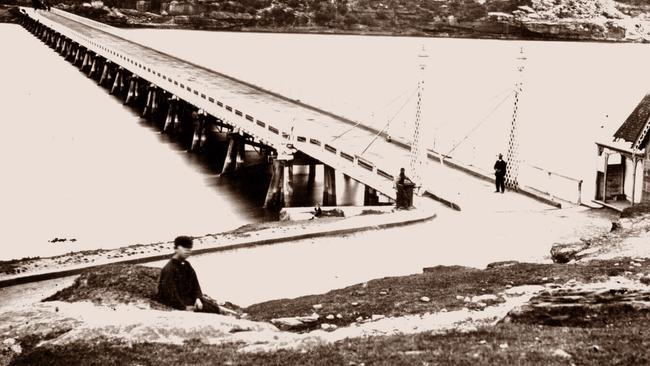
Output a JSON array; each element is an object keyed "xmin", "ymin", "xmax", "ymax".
[
  {"xmin": 81, "ymin": 52, "xmax": 89, "ymax": 71},
  {"xmin": 221, "ymin": 134, "xmax": 237, "ymax": 174},
  {"xmin": 307, "ymin": 163, "xmax": 316, "ymax": 187},
  {"xmin": 364, "ymin": 185, "xmax": 379, "ymax": 206},
  {"xmin": 98, "ymin": 61, "xmax": 112, "ymax": 86},
  {"xmin": 190, "ymin": 110, "xmax": 205, "ymax": 152},
  {"xmin": 143, "ymin": 84, "xmax": 163, "ymax": 120},
  {"xmin": 163, "ymin": 95, "xmax": 178, "ymax": 134},
  {"xmin": 75, "ymin": 46, "xmax": 82, "ymax": 65},
  {"xmin": 88, "ymin": 56, "xmax": 98, "ymax": 77},
  {"xmin": 173, "ymin": 99, "xmax": 186, "ymax": 135},
  {"xmin": 235, "ymin": 136, "xmax": 245, "ymax": 170},
  {"xmin": 264, "ymin": 158, "xmax": 285, "ymax": 209},
  {"xmin": 284, "ymin": 164, "xmax": 294, "ymax": 207},
  {"xmin": 110, "ymin": 67, "xmax": 123, "ymax": 95},
  {"xmin": 124, "ymin": 76, "xmax": 138, "ymax": 105},
  {"xmin": 323, "ymin": 165, "xmax": 337, "ymax": 206}
]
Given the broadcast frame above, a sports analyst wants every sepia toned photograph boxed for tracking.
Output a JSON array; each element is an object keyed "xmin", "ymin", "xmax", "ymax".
[{"xmin": 1, "ymin": 0, "xmax": 650, "ymax": 363}]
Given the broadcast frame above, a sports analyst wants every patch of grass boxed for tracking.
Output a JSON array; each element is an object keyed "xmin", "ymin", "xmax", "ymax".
[
  {"xmin": 9, "ymin": 259, "xmax": 650, "ymax": 365},
  {"xmin": 244, "ymin": 259, "xmax": 650, "ymax": 330},
  {"xmin": 11, "ymin": 318, "xmax": 650, "ymax": 366},
  {"xmin": 0, "ymin": 256, "xmax": 41, "ymax": 275},
  {"xmin": 43, "ymin": 264, "xmax": 167, "ymax": 309}
]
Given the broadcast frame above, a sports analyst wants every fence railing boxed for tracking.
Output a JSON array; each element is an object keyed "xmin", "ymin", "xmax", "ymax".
[{"xmin": 522, "ymin": 164, "xmax": 583, "ymax": 205}]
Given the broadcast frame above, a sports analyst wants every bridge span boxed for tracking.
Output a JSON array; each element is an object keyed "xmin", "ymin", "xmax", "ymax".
[{"xmin": 17, "ymin": 8, "xmax": 557, "ymax": 211}]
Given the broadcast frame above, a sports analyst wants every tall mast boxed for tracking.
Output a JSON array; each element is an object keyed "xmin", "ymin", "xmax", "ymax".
[
  {"xmin": 409, "ymin": 45, "xmax": 428, "ymax": 187},
  {"xmin": 505, "ymin": 47, "xmax": 526, "ymax": 190}
]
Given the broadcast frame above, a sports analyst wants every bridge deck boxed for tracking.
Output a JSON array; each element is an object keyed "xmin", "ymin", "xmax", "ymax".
[{"xmin": 26, "ymin": 8, "xmax": 551, "ymax": 211}]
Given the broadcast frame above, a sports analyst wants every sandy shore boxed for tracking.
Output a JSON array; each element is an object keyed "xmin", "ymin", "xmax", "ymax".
[{"xmin": 0, "ymin": 203, "xmax": 435, "ymax": 287}]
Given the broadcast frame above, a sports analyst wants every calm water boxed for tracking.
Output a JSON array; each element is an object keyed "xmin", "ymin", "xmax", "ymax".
[
  {"xmin": 0, "ymin": 24, "xmax": 264, "ymax": 260},
  {"xmin": 0, "ymin": 24, "xmax": 366, "ymax": 261}
]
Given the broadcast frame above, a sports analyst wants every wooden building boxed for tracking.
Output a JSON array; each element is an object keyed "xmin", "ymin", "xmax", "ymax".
[{"xmin": 595, "ymin": 93, "xmax": 650, "ymax": 210}]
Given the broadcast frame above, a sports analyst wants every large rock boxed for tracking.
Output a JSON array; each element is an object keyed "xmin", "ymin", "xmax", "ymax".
[
  {"xmin": 0, "ymin": 301, "xmax": 283, "ymax": 349},
  {"xmin": 550, "ymin": 242, "xmax": 588, "ymax": 263},
  {"xmin": 270, "ymin": 314, "xmax": 319, "ymax": 331},
  {"xmin": 503, "ymin": 277, "xmax": 650, "ymax": 326}
]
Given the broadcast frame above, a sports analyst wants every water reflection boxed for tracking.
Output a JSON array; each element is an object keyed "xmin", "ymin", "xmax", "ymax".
[{"xmin": 1, "ymin": 24, "xmax": 367, "ymax": 261}]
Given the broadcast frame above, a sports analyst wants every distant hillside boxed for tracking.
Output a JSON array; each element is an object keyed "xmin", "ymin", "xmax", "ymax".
[{"xmin": 15, "ymin": 0, "xmax": 650, "ymax": 41}]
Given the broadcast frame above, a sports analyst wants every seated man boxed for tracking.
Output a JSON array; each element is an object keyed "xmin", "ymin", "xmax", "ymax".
[{"xmin": 157, "ymin": 236, "xmax": 221, "ymax": 314}]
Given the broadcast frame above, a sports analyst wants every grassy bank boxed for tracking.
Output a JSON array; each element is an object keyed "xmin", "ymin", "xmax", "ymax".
[
  {"xmin": 245, "ymin": 259, "xmax": 648, "ymax": 330},
  {"xmin": 5, "ymin": 257, "xmax": 650, "ymax": 365},
  {"xmin": 4, "ymin": 212, "xmax": 650, "ymax": 365}
]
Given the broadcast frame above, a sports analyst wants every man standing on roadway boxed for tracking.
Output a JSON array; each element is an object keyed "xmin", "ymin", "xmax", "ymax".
[{"xmin": 494, "ymin": 153, "xmax": 507, "ymax": 193}]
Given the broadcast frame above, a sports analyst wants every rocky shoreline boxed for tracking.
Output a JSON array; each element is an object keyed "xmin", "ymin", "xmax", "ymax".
[
  {"xmin": 62, "ymin": 9, "xmax": 650, "ymax": 43},
  {"xmin": 0, "ymin": 206, "xmax": 649, "ymax": 364},
  {"xmin": 2, "ymin": 258, "xmax": 650, "ymax": 364},
  {"xmin": 17, "ymin": 0, "xmax": 650, "ymax": 44},
  {"xmin": 0, "ymin": 6, "xmax": 19, "ymax": 23}
]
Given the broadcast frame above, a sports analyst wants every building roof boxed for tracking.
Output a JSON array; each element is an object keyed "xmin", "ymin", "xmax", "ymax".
[
  {"xmin": 614, "ymin": 93, "xmax": 650, "ymax": 146},
  {"xmin": 596, "ymin": 140, "xmax": 645, "ymax": 158}
]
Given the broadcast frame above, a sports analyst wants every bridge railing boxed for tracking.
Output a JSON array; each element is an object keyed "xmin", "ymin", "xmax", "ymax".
[
  {"xmin": 28, "ymin": 8, "xmax": 290, "ymax": 150},
  {"xmin": 50, "ymin": 7, "xmax": 118, "ymax": 32},
  {"xmin": 26, "ymin": 9, "xmax": 400, "ymax": 199},
  {"xmin": 294, "ymin": 134, "xmax": 397, "ymax": 199},
  {"xmin": 521, "ymin": 164, "xmax": 583, "ymax": 205}
]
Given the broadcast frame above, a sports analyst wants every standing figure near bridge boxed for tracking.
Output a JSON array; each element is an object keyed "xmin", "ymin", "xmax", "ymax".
[
  {"xmin": 157, "ymin": 236, "xmax": 221, "ymax": 314},
  {"xmin": 395, "ymin": 167, "xmax": 415, "ymax": 209},
  {"xmin": 398, "ymin": 167, "xmax": 408, "ymax": 185},
  {"xmin": 494, "ymin": 153, "xmax": 507, "ymax": 193}
]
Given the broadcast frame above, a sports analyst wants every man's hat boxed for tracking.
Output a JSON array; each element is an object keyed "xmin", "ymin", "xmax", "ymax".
[{"xmin": 174, "ymin": 236, "xmax": 193, "ymax": 249}]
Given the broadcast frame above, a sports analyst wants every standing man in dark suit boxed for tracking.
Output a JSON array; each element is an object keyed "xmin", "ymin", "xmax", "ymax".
[{"xmin": 494, "ymin": 153, "xmax": 507, "ymax": 193}]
